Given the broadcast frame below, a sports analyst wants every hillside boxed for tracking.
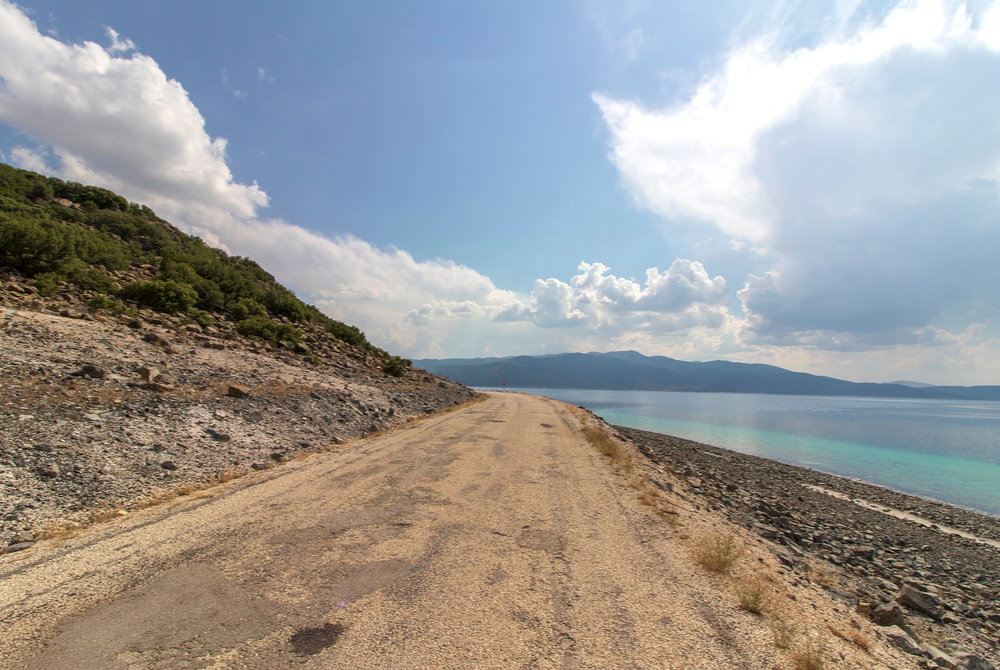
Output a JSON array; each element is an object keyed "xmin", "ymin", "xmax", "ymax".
[
  {"xmin": 0, "ymin": 164, "xmax": 476, "ymax": 544},
  {"xmin": 414, "ymin": 350, "xmax": 1000, "ymax": 400}
]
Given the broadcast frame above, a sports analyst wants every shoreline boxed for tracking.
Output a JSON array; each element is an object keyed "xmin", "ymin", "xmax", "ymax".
[
  {"xmin": 481, "ymin": 387, "xmax": 1000, "ymax": 518},
  {"xmin": 620, "ymin": 425, "xmax": 1000, "ymax": 666}
]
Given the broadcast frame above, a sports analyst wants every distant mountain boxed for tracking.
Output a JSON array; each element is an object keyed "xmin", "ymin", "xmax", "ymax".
[
  {"xmin": 413, "ymin": 351, "xmax": 1000, "ymax": 401},
  {"xmin": 887, "ymin": 380, "xmax": 935, "ymax": 388}
]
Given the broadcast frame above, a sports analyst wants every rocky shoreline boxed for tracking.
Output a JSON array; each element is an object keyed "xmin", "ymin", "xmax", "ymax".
[
  {"xmin": 0, "ymin": 306, "xmax": 477, "ymax": 547},
  {"xmin": 620, "ymin": 426, "xmax": 1000, "ymax": 669}
]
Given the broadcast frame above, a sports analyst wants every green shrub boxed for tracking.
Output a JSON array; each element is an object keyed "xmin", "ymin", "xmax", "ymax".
[
  {"xmin": 118, "ymin": 280, "xmax": 198, "ymax": 313},
  {"xmin": 228, "ymin": 297, "xmax": 267, "ymax": 321},
  {"xmin": 34, "ymin": 272, "xmax": 61, "ymax": 297},
  {"xmin": 186, "ymin": 307, "xmax": 214, "ymax": 328},
  {"xmin": 235, "ymin": 315, "xmax": 302, "ymax": 343},
  {"xmin": 86, "ymin": 294, "xmax": 137, "ymax": 316},
  {"xmin": 65, "ymin": 261, "xmax": 116, "ymax": 293},
  {"xmin": 382, "ymin": 355, "xmax": 410, "ymax": 377}
]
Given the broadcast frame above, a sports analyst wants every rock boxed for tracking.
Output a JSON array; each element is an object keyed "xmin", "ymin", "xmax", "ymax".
[
  {"xmin": 958, "ymin": 653, "xmax": 996, "ymax": 670},
  {"xmin": 139, "ymin": 382, "xmax": 173, "ymax": 392},
  {"xmin": 13, "ymin": 530, "xmax": 35, "ymax": 543},
  {"xmin": 898, "ymin": 584, "xmax": 945, "ymax": 620},
  {"xmin": 71, "ymin": 363, "xmax": 107, "ymax": 379},
  {"xmin": 143, "ymin": 331, "xmax": 171, "ymax": 349},
  {"xmin": 250, "ymin": 462, "xmax": 269, "ymax": 471},
  {"xmin": 870, "ymin": 602, "xmax": 907, "ymax": 627},
  {"xmin": 851, "ymin": 545, "xmax": 876, "ymax": 560},
  {"xmin": 3, "ymin": 542, "xmax": 34, "ymax": 553},
  {"xmin": 921, "ymin": 644, "xmax": 958, "ymax": 669},
  {"xmin": 227, "ymin": 384, "xmax": 251, "ymax": 398},
  {"xmin": 38, "ymin": 464, "xmax": 60, "ymax": 478},
  {"xmin": 160, "ymin": 460, "xmax": 178, "ymax": 471},
  {"xmin": 137, "ymin": 366, "xmax": 160, "ymax": 383},
  {"xmin": 204, "ymin": 429, "xmax": 231, "ymax": 442},
  {"xmin": 882, "ymin": 625, "xmax": 923, "ymax": 655}
]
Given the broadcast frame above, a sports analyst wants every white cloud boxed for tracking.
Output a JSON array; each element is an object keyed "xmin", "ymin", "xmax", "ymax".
[
  {"xmin": 595, "ymin": 0, "xmax": 1000, "ymax": 355},
  {"xmin": 105, "ymin": 26, "xmax": 135, "ymax": 54},
  {"xmin": 513, "ymin": 260, "xmax": 730, "ymax": 333},
  {"xmin": 9, "ymin": 145, "xmax": 49, "ymax": 172},
  {"xmin": 0, "ymin": 0, "xmax": 743, "ymax": 361}
]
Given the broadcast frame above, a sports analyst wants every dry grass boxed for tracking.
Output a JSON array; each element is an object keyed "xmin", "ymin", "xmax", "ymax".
[
  {"xmin": 694, "ymin": 531, "xmax": 746, "ymax": 573},
  {"xmin": 735, "ymin": 575, "xmax": 774, "ymax": 615},
  {"xmin": 790, "ymin": 636, "xmax": 826, "ymax": 670},
  {"xmin": 630, "ymin": 476, "xmax": 679, "ymax": 524},
  {"xmin": 770, "ymin": 616, "xmax": 798, "ymax": 650},
  {"xmin": 581, "ymin": 422, "xmax": 634, "ymax": 469},
  {"xmin": 828, "ymin": 624, "xmax": 871, "ymax": 652}
]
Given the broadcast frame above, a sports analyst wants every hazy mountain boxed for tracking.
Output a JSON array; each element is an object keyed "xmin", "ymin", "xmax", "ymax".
[
  {"xmin": 414, "ymin": 351, "xmax": 1000, "ymax": 401},
  {"xmin": 887, "ymin": 380, "xmax": 935, "ymax": 388}
]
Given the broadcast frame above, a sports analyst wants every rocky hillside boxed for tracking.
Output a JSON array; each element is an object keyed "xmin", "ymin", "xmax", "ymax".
[{"xmin": 0, "ymin": 164, "xmax": 477, "ymax": 548}]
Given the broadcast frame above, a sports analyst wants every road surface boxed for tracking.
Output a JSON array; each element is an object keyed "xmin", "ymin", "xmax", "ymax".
[{"xmin": 1, "ymin": 392, "xmax": 774, "ymax": 669}]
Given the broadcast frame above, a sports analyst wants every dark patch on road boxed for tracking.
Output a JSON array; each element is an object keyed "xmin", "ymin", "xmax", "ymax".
[{"xmin": 289, "ymin": 623, "xmax": 346, "ymax": 656}]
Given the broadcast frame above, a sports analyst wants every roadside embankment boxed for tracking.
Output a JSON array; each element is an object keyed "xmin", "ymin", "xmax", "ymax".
[
  {"xmin": 620, "ymin": 426, "xmax": 1000, "ymax": 669},
  {"xmin": 0, "ymin": 306, "xmax": 476, "ymax": 546}
]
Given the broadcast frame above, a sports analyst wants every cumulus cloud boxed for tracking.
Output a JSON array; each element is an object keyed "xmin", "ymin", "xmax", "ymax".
[
  {"xmin": 595, "ymin": 0, "xmax": 1000, "ymax": 349},
  {"xmin": 508, "ymin": 260, "xmax": 730, "ymax": 333},
  {"xmin": 0, "ymin": 1, "xmax": 737, "ymax": 359},
  {"xmin": 0, "ymin": 1, "xmax": 508, "ymax": 355}
]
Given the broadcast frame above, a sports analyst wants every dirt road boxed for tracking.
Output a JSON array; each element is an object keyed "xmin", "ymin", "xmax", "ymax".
[{"xmin": 1, "ymin": 392, "xmax": 781, "ymax": 669}]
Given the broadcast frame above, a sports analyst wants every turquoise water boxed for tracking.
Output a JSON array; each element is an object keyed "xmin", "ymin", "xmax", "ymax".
[{"xmin": 481, "ymin": 388, "xmax": 1000, "ymax": 516}]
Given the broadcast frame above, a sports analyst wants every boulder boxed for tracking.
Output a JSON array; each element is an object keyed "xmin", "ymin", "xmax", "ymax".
[
  {"xmin": 227, "ymin": 384, "xmax": 251, "ymax": 398},
  {"xmin": 881, "ymin": 625, "xmax": 922, "ymax": 656},
  {"xmin": 958, "ymin": 653, "xmax": 996, "ymax": 670},
  {"xmin": 897, "ymin": 584, "xmax": 945, "ymax": 620},
  {"xmin": 71, "ymin": 364, "xmax": 106, "ymax": 379},
  {"xmin": 137, "ymin": 366, "xmax": 160, "ymax": 383}
]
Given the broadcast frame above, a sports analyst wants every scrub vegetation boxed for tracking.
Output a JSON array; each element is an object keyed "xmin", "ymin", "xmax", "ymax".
[{"xmin": 0, "ymin": 163, "xmax": 396, "ymax": 360}]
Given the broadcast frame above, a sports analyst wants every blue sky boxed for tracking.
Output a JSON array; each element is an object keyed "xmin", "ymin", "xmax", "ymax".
[{"xmin": 1, "ymin": 0, "xmax": 999, "ymax": 385}]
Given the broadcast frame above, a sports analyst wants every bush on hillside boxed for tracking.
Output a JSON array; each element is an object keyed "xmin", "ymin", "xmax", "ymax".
[{"xmin": 118, "ymin": 280, "xmax": 198, "ymax": 314}]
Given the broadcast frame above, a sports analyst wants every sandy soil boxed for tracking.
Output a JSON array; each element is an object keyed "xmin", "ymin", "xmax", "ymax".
[{"xmin": 0, "ymin": 392, "xmax": 916, "ymax": 669}]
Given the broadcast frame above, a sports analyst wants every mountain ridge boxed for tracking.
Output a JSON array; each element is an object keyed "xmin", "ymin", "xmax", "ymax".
[{"xmin": 414, "ymin": 350, "xmax": 1000, "ymax": 401}]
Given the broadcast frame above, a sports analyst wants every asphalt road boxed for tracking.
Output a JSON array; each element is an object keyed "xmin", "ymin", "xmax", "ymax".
[{"xmin": 0, "ymin": 392, "xmax": 775, "ymax": 669}]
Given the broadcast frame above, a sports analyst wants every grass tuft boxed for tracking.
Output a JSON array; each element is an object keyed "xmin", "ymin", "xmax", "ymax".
[
  {"xmin": 694, "ymin": 531, "xmax": 746, "ymax": 573},
  {"xmin": 770, "ymin": 616, "xmax": 798, "ymax": 650},
  {"xmin": 581, "ymin": 422, "xmax": 634, "ymax": 469},
  {"xmin": 735, "ymin": 576, "xmax": 774, "ymax": 615},
  {"xmin": 828, "ymin": 625, "xmax": 871, "ymax": 652},
  {"xmin": 791, "ymin": 635, "xmax": 826, "ymax": 670}
]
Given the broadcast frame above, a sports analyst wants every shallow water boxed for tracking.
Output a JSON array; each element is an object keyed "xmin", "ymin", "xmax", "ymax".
[{"xmin": 481, "ymin": 388, "xmax": 1000, "ymax": 516}]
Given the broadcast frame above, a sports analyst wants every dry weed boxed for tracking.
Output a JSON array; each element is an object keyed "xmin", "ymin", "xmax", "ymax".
[
  {"xmin": 735, "ymin": 576, "xmax": 774, "ymax": 615},
  {"xmin": 770, "ymin": 616, "xmax": 798, "ymax": 650},
  {"xmin": 791, "ymin": 636, "xmax": 826, "ymax": 670},
  {"xmin": 828, "ymin": 625, "xmax": 871, "ymax": 652},
  {"xmin": 694, "ymin": 531, "xmax": 746, "ymax": 573},
  {"xmin": 581, "ymin": 422, "xmax": 634, "ymax": 469},
  {"xmin": 629, "ymin": 477, "xmax": 680, "ymax": 524}
]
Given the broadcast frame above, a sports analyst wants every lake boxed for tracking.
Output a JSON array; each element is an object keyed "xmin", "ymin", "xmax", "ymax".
[{"xmin": 479, "ymin": 388, "xmax": 1000, "ymax": 516}]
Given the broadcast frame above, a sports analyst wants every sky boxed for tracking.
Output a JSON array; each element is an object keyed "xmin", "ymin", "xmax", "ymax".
[{"xmin": 1, "ymin": 0, "xmax": 999, "ymax": 385}]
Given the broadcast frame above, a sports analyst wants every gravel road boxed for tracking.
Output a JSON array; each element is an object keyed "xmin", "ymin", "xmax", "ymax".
[{"xmin": 0, "ymin": 392, "xmax": 907, "ymax": 669}]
